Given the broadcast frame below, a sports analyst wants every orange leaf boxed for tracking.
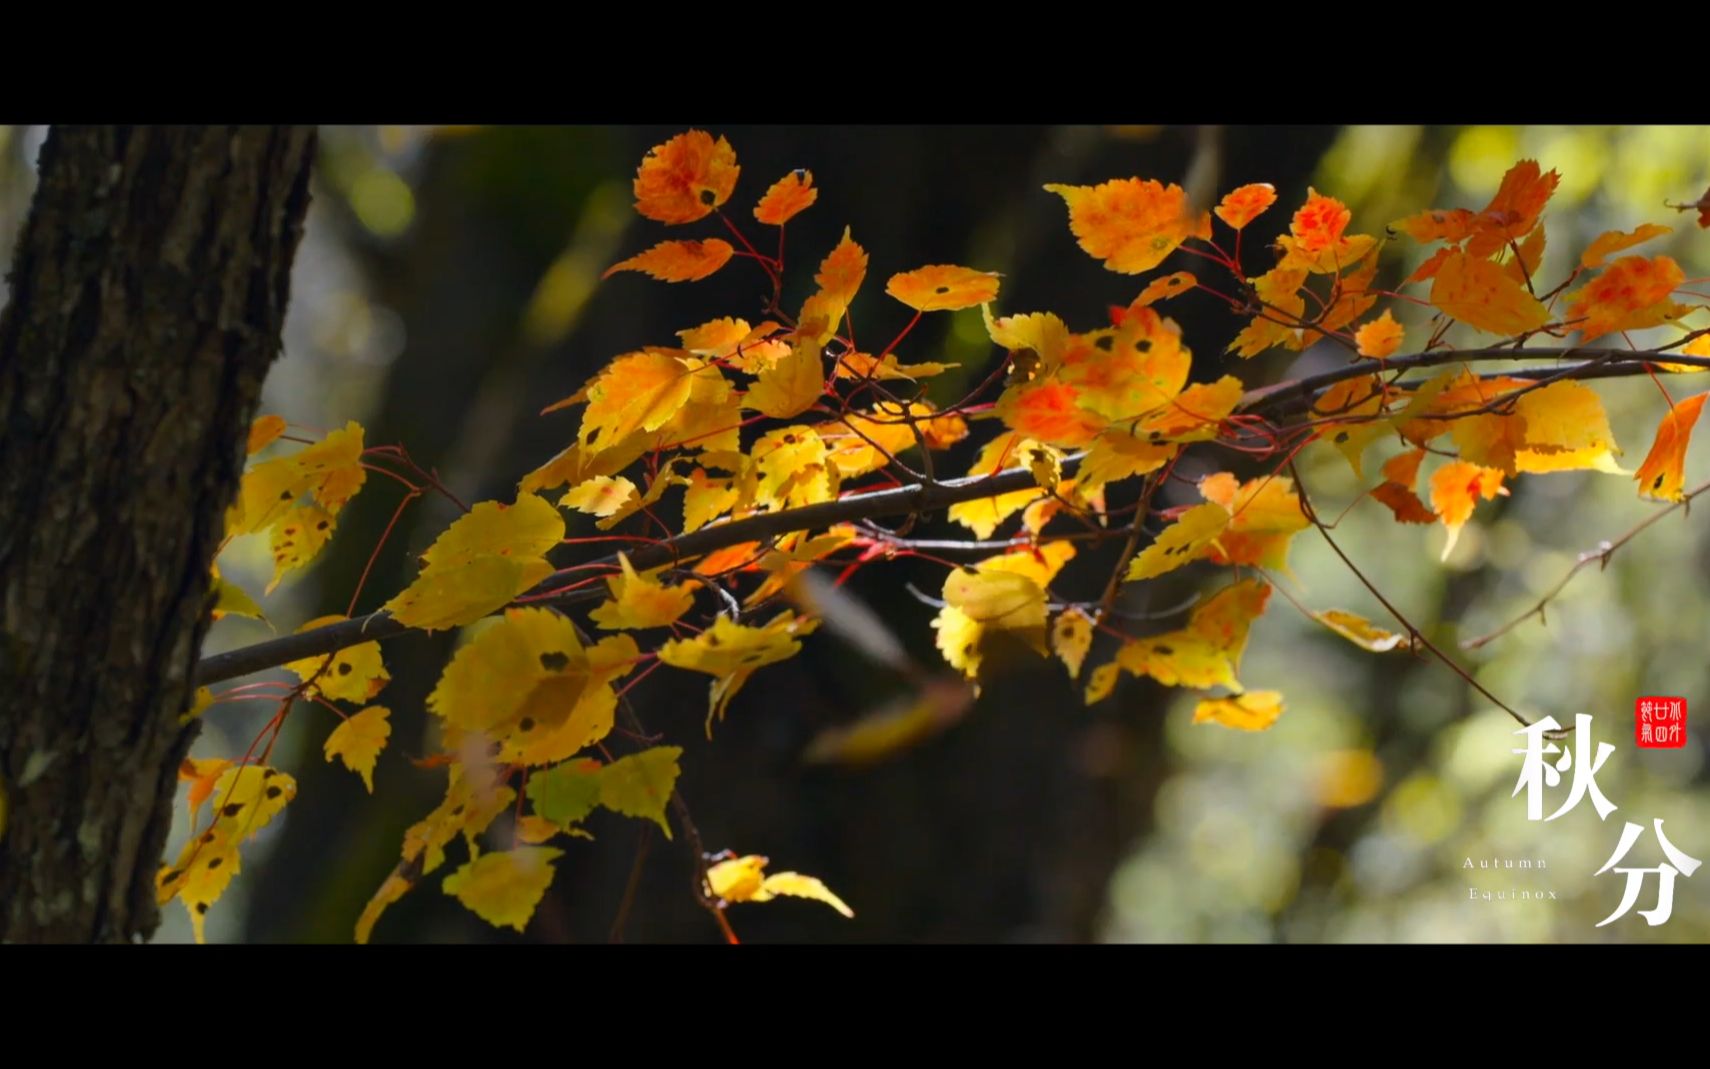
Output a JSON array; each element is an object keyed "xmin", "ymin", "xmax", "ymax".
[
  {"xmin": 1354, "ymin": 310, "xmax": 1405, "ymax": 358},
  {"xmin": 1428, "ymin": 460, "xmax": 1506, "ymax": 560},
  {"xmin": 886, "ymin": 265, "xmax": 1001, "ymax": 312},
  {"xmin": 1634, "ymin": 392, "xmax": 1709, "ymax": 502},
  {"xmin": 1288, "ymin": 188, "xmax": 1351, "ymax": 254},
  {"xmin": 814, "ymin": 227, "xmax": 868, "ymax": 312},
  {"xmin": 754, "ymin": 169, "xmax": 818, "ymax": 225},
  {"xmin": 1467, "ymin": 160, "xmax": 1558, "ymax": 258},
  {"xmin": 1214, "ymin": 183, "xmax": 1277, "ymax": 230},
  {"xmin": 247, "ymin": 415, "xmax": 287, "ymax": 454},
  {"xmin": 1044, "ymin": 178, "xmax": 1203, "ymax": 274},
  {"xmin": 1581, "ymin": 223, "xmax": 1671, "ymax": 269},
  {"xmin": 602, "ymin": 239, "xmax": 734, "ymax": 283},
  {"xmin": 1429, "ymin": 251, "xmax": 1549, "ymax": 336},
  {"xmin": 1393, "ymin": 208, "xmax": 1476, "ymax": 245},
  {"xmin": 632, "ymin": 130, "xmax": 740, "ymax": 225},
  {"xmin": 1404, "ymin": 246, "xmax": 1455, "ymax": 286},
  {"xmin": 1372, "ymin": 481, "xmax": 1437, "ymax": 524},
  {"xmin": 1563, "ymin": 255, "xmax": 1690, "ymax": 344},
  {"xmin": 1131, "ymin": 271, "xmax": 1197, "ymax": 308}
]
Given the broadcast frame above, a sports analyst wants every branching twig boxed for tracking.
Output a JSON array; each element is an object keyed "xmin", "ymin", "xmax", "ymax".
[
  {"xmin": 1290, "ymin": 459, "xmax": 1537, "ymax": 730},
  {"xmin": 1461, "ymin": 477, "xmax": 1710, "ymax": 651}
]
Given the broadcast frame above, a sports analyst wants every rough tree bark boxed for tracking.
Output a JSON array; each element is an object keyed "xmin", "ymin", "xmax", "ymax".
[{"xmin": 0, "ymin": 125, "xmax": 316, "ymax": 943}]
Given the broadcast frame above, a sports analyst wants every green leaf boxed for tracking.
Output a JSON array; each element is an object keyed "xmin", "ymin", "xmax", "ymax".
[
  {"xmin": 597, "ymin": 746, "xmax": 681, "ymax": 838},
  {"xmin": 525, "ymin": 762, "xmax": 602, "ymax": 828}
]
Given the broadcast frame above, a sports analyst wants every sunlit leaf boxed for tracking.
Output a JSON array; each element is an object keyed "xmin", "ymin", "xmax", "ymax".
[
  {"xmin": 754, "ymin": 169, "xmax": 818, "ymax": 225},
  {"xmin": 443, "ymin": 846, "xmax": 563, "ymax": 933},
  {"xmin": 602, "ymin": 238, "xmax": 735, "ymax": 283},
  {"xmin": 1634, "ymin": 392, "xmax": 1709, "ymax": 502},
  {"xmin": 632, "ymin": 130, "xmax": 739, "ymax": 225},
  {"xmin": 324, "ymin": 705, "xmax": 392, "ymax": 793},
  {"xmin": 1192, "ymin": 691, "xmax": 1285, "ymax": 732}
]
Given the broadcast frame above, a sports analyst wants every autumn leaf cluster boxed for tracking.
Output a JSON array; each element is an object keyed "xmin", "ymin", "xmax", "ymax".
[{"xmin": 180, "ymin": 131, "xmax": 1710, "ymax": 943}]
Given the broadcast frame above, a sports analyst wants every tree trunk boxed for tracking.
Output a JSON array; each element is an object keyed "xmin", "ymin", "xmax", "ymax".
[{"xmin": 0, "ymin": 125, "xmax": 316, "ymax": 943}]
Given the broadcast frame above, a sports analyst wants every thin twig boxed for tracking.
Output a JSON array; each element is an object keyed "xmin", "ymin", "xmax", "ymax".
[{"xmin": 1461, "ymin": 477, "xmax": 1710, "ymax": 650}]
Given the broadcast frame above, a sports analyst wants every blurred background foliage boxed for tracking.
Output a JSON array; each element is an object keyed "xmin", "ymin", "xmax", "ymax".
[{"xmin": 3, "ymin": 125, "xmax": 1705, "ymax": 944}]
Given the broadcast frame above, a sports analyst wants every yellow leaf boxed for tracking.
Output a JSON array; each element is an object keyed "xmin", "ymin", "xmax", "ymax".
[
  {"xmin": 228, "ymin": 422, "xmax": 366, "ymax": 535},
  {"xmin": 759, "ymin": 871, "xmax": 855, "ymax": 918},
  {"xmin": 1052, "ymin": 608, "xmax": 1095, "ymax": 679},
  {"xmin": 1192, "ymin": 691, "xmax": 1285, "ymax": 732},
  {"xmin": 657, "ymin": 612, "xmax": 818, "ymax": 733},
  {"xmin": 419, "ymin": 495, "xmax": 565, "ymax": 568},
  {"xmin": 832, "ymin": 350, "xmax": 958, "ymax": 382},
  {"xmin": 506, "ymin": 684, "xmax": 618, "ymax": 769},
  {"xmin": 1313, "ymin": 610, "xmax": 1409, "ymax": 652},
  {"xmin": 209, "ymin": 568, "xmax": 264, "ymax": 623},
  {"xmin": 1085, "ymin": 662, "xmax": 1121, "ymax": 705},
  {"xmin": 1123, "ymin": 502, "xmax": 1231, "ymax": 583},
  {"xmin": 706, "ymin": 854, "xmax": 854, "ymax": 918},
  {"xmin": 179, "ymin": 685, "xmax": 215, "ymax": 726},
  {"xmin": 383, "ymin": 556, "xmax": 556, "ymax": 632},
  {"xmin": 443, "ymin": 846, "xmax": 563, "ymax": 933},
  {"xmin": 384, "ymin": 496, "xmax": 564, "ymax": 632},
  {"xmin": 946, "ymin": 433, "xmax": 1048, "ymax": 539},
  {"xmin": 570, "ymin": 349, "xmax": 699, "ymax": 452},
  {"xmin": 324, "ymin": 705, "xmax": 392, "ymax": 793},
  {"xmin": 1199, "ymin": 472, "xmax": 1309, "ymax": 571},
  {"xmin": 597, "ymin": 746, "xmax": 682, "ymax": 838},
  {"xmin": 745, "ymin": 340, "xmax": 826, "ymax": 419},
  {"xmin": 677, "ymin": 316, "xmax": 753, "ymax": 356},
  {"xmin": 885, "ymin": 264, "xmax": 1001, "ymax": 312},
  {"xmin": 207, "ymin": 765, "xmax": 296, "ymax": 844},
  {"xmin": 1077, "ymin": 434, "xmax": 1176, "ymax": 495},
  {"xmin": 602, "ymin": 238, "xmax": 734, "ymax": 282},
  {"xmin": 428, "ymin": 607, "xmax": 592, "ymax": 746},
  {"xmin": 266, "ymin": 505, "xmax": 335, "ymax": 593},
  {"xmin": 589, "ymin": 552, "xmax": 700, "ymax": 630},
  {"xmin": 682, "ymin": 468, "xmax": 739, "ymax": 533},
  {"xmin": 1514, "ymin": 381, "xmax": 1620, "ymax": 471},
  {"xmin": 939, "ymin": 568, "xmax": 1048, "ymax": 660},
  {"xmin": 157, "ymin": 833, "xmax": 241, "ymax": 944},
  {"xmin": 707, "ymin": 855, "xmax": 768, "ymax": 902},
  {"xmin": 817, "ymin": 403, "xmax": 935, "ymax": 478},
  {"xmin": 284, "ymin": 614, "xmax": 390, "ymax": 704},
  {"xmin": 1430, "ymin": 251, "xmax": 1549, "ymax": 336},
  {"xmin": 1111, "ymin": 578, "xmax": 1270, "ymax": 692},
  {"xmin": 744, "ymin": 426, "xmax": 837, "ymax": 512},
  {"xmin": 1354, "ymin": 309, "xmax": 1405, "ymax": 358},
  {"xmin": 1634, "ymin": 392, "xmax": 1709, "ymax": 502},
  {"xmin": 1228, "ymin": 265, "xmax": 1307, "ymax": 357},
  {"xmin": 560, "ymin": 476, "xmax": 637, "ymax": 519},
  {"xmin": 514, "ymin": 815, "xmax": 566, "ymax": 845}
]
